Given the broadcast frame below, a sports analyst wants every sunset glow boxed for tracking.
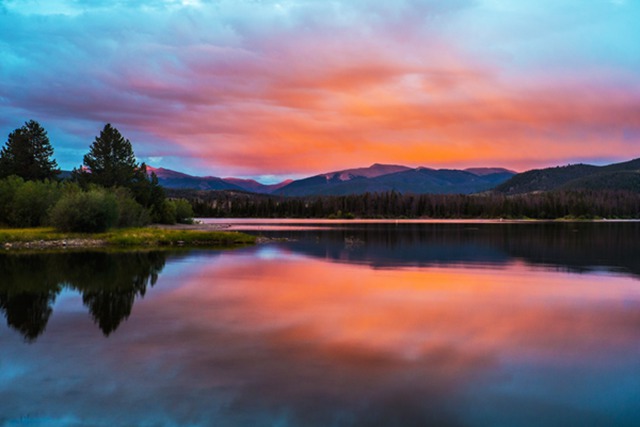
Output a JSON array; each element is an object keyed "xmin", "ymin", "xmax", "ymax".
[{"xmin": 1, "ymin": 0, "xmax": 638, "ymax": 179}]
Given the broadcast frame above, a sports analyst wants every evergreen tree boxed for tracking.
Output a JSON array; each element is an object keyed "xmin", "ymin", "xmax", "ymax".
[
  {"xmin": 74, "ymin": 123, "xmax": 144, "ymax": 188},
  {"xmin": 0, "ymin": 120, "xmax": 59, "ymax": 181}
]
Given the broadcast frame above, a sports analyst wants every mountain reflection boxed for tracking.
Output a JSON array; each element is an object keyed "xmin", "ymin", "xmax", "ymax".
[
  {"xmin": 0, "ymin": 251, "xmax": 168, "ymax": 341},
  {"xmin": 254, "ymin": 221, "xmax": 640, "ymax": 278},
  {"xmin": 2, "ymin": 225, "xmax": 640, "ymax": 425}
]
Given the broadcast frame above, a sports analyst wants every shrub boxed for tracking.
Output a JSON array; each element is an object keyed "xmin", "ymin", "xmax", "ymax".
[
  {"xmin": 173, "ymin": 199, "xmax": 194, "ymax": 224},
  {"xmin": 10, "ymin": 180, "xmax": 61, "ymax": 227},
  {"xmin": 49, "ymin": 189, "xmax": 118, "ymax": 232},
  {"xmin": 0, "ymin": 177, "xmax": 61, "ymax": 227},
  {"xmin": 0, "ymin": 176, "xmax": 24, "ymax": 226},
  {"xmin": 153, "ymin": 199, "xmax": 177, "ymax": 225},
  {"xmin": 114, "ymin": 188, "xmax": 150, "ymax": 228}
]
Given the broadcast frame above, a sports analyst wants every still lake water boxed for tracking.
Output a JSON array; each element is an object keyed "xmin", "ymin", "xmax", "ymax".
[{"xmin": 1, "ymin": 220, "xmax": 640, "ymax": 426}]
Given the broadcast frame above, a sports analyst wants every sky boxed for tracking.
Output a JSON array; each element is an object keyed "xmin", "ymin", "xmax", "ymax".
[{"xmin": 0, "ymin": 0, "xmax": 639, "ymax": 182}]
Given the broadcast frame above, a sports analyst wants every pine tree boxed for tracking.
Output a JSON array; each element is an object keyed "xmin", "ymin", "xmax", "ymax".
[
  {"xmin": 73, "ymin": 124, "xmax": 167, "ymax": 213},
  {"xmin": 0, "ymin": 120, "xmax": 59, "ymax": 181},
  {"xmin": 75, "ymin": 123, "xmax": 142, "ymax": 188}
]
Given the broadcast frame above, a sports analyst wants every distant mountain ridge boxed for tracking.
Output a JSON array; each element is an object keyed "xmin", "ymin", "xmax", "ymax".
[
  {"xmin": 147, "ymin": 167, "xmax": 292, "ymax": 194},
  {"xmin": 495, "ymin": 158, "xmax": 640, "ymax": 194},
  {"xmin": 60, "ymin": 157, "xmax": 640, "ymax": 196},
  {"xmin": 273, "ymin": 164, "xmax": 516, "ymax": 196},
  {"xmin": 222, "ymin": 177, "xmax": 293, "ymax": 193},
  {"xmin": 146, "ymin": 163, "xmax": 516, "ymax": 196},
  {"xmin": 147, "ymin": 167, "xmax": 246, "ymax": 192}
]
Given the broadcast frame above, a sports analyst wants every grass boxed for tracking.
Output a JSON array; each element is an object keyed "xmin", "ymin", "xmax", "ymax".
[
  {"xmin": 101, "ymin": 227, "xmax": 256, "ymax": 246},
  {"xmin": 0, "ymin": 227, "xmax": 70, "ymax": 242},
  {"xmin": 0, "ymin": 227, "xmax": 256, "ymax": 247}
]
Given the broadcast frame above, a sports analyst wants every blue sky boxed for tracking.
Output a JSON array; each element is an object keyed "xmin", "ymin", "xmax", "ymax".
[{"xmin": 1, "ymin": 0, "xmax": 638, "ymax": 181}]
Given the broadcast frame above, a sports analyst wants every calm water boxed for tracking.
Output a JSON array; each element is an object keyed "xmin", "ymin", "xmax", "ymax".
[{"xmin": 1, "ymin": 221, "xmax": 640, "ymax": 426}]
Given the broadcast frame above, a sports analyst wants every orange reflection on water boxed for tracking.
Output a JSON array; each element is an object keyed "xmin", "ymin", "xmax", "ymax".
[{"xmin": 166, "ymin": 254, "xmax": 640, "ymax": 366}]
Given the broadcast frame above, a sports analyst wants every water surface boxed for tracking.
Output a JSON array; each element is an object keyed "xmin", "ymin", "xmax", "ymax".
[{"xmin": 1, "ymin": 222, "xmax": 640, "ymax": 426}]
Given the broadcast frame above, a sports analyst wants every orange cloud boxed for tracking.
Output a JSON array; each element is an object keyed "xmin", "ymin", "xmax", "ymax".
[{"xmin": 129, "ymin": 40, "xmax": 639, "ymax": 175}]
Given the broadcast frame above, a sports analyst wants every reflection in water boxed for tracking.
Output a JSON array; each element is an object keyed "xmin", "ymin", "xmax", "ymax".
[
  {"xmin": 0, "ymin": 290, "xmax": 56, "ymax": 342},
  {"xmin": 247, "ymin": 221, "xmax": 640, "ymax": 277},
  {"xmin": 1, "ymin": 223, "xmax": 640, "ymax": 426},
  {"xmin": 0, "ymin": 251, "xmax": 167, "ymax": 339}
]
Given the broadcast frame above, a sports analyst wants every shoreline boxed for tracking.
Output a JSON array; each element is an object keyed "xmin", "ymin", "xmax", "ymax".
[
  {"xmin": 0, "ymin": 226, "xmax": 256, "ymax": 251},
  {"xmin": 196, "ymin": 218, "xmax": 640, "ymax": 224},
  {"xmin": 3, "ymin": 218, "xmax": 638, "ymax": 250},
  {"xmin": 194, "ymin": 217, "xmax": 640, "ymax": 231}
]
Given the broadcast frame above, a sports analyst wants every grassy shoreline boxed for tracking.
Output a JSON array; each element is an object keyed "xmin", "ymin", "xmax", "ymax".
[{"xmin": 0, "ymin": 226, "xmax": 256, "ymax": 249}]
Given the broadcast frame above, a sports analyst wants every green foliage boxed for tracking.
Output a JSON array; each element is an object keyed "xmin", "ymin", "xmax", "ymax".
[
  {"xmin": 171, "ymin": 188, "xmax": 640, "ymax": 220},
  {"xmin": 102, "ymin": 228, "xmax": 256, "ymax": 247},
  {"xmin": 154, "ymin": 199, "xmax": 177, "ymax": 224},
  {"xmin": 113, "ymin": 188, "xmax": 150, "ymax": 228},
  {"xmin": 0, "ymin": 176, "xmax": 24, "ymax": 226},
  {"xmin": 49, "ymin": 188, "xmax": 118, "ymax": 233},
  {"xmin": 132, "ymin": 168, "xmax": 167, "ymax": 219},
  {"xmin": 0, "ymin": 177, "xmax": 62, "ymax": 227},
  {"xmin": 11, "ymin": 180, "xmax": 61, "ymax": 227},
  {"xmin": 74, "ymin": 124, "xmax": 144, "ymax": 189},
  {"xmin": 0, "ymin": 227, "xmax": 69, "ymax": 243},
  {"xmin": 0, "ymin": 227, "xmax": 256, "ymax": 248},
  {"xmin": 0, "ymin": 120, "xmax": 60, "ymax": 181},
  {"xmin": 173, "ymin": 199, "xmax": 194, "ymax": 224},
  {"xmin": 72, "ymin": 124, "xmax": 168, "ymax": 216}
]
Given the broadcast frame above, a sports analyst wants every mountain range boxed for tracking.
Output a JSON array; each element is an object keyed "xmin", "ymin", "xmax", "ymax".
[
  {"xmin": 495, "ymin": 158, "xmax": 640, "ymax": 194},
  {"xmin": 148, "ymin": 164, "xmax": 517, "ymax": 196},
  {"xmin": 146, "ymin": 167, "xmax": 292, "ymax": 193},
  {"xmin": 61, "ymin": 157, "xmax": 640, "ymax": 196}
]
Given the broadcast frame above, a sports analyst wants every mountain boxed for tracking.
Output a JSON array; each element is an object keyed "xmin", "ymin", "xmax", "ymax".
[
  {"xmin": 223, "ymin": 178, "xmax": 293, "ymax": 194},
  {"xmin": 495, "ymin": 158, "xmax": 640, "ymax": 194},
  {"xmin": 147, "ymin": 167, "xmax": 246, "ymax": 191},
  {"xmin": 274, "ymin": 164, "xmax": 516, "ymax": 196},
  {"xmin": 145, "ymin": 163, "xmax": 515, "ymax": 196},
  {"xmin": 270, "ymin": 164, "xmax": 407, "ymax": 196},
  {"xmin": 321, "ymin": 163, "xmax": 412, "ymax": 180},
  {"xmin": 464, "ymin": 167, "xmax": 515, "ymax": 176},
  {"xmin": 59, "ymin": 158, "xmax": 640, "ymax": 197},
  {"xmin": 147, "ymin": 167, "xmax": 292, "ymax": 194}
]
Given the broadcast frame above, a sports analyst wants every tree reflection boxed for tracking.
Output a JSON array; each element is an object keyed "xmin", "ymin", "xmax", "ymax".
[
  {"xmin": 0, "ymin": 251, "xmax": 168, "ymax": 341},
  {"xmin": 0, "ymin": 291, "xmax": 56, "ymax": 342},
  {"xmin": 267, "ymin": 222, "xmax": 640, "ymax": 278}
]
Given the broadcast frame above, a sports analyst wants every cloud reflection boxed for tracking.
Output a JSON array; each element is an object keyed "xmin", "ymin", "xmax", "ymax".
[{"xmin": 2, "ymin": 250, "xmax": 640, "ymax": 425}]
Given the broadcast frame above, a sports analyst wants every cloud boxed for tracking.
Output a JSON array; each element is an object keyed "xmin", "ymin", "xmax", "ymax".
[{"xmin": 0, "ymin": 0, "xmax": 638, "ymax": 176}]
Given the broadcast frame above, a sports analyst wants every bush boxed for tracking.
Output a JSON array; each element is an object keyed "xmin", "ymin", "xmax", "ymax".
[
  {"xmin": 173, "ymin": 199, "xmax": 194, "ymax": 224},
  {"xmin": 0, "ymin": 177, "xmax": 61, "ymax": 227},
  {"xmin": 49, "ymin": 189, "xmax": 118, "ymax": 232},
  {"xmin": 0, "ymin": 176, "xmax": 24, "ymax": 226},
  {"xmin": 11, "ymin": 180, "xmax": 61, "ymax": 227},
  {"xmin": 114, "ymin": 188, "xmax": 150, "ymax": 228},
  {"xmin": 154, "ymin": 200, "xmax": 177, "ymax": 225}
]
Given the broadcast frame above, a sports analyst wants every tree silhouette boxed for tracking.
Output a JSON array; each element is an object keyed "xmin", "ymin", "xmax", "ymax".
[
  {"xmin": 0, "ymin": 120, "xmax": 59, "ymax": 181},
  {"xmin": 72, "ymin": 124, "xmax": 166, "ymax": 218},
  {"xmin": 0, "ymin": 291, "xmax": 57, "ymax": 342},
  {"xmin": 73, "ymin": 123, "xmax": 145, "ymax": 188}
]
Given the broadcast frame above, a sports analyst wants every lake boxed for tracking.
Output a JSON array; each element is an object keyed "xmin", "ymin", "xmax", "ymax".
[{"xmin": 2, "ymin": 221, "xmax": 640, "ymax": 426}]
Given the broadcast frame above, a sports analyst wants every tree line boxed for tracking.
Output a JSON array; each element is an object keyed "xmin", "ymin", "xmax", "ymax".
[
  {"xmin": 3, "ymin": 119, "xmax": 638, "ymax": 226},
  {"xmin": 0, "ymin": 120, "xmax": 192, "ymax": 232},
  {"xmin": 170, "ymin": 188, "xmax": 640, "ymax": 220}
]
